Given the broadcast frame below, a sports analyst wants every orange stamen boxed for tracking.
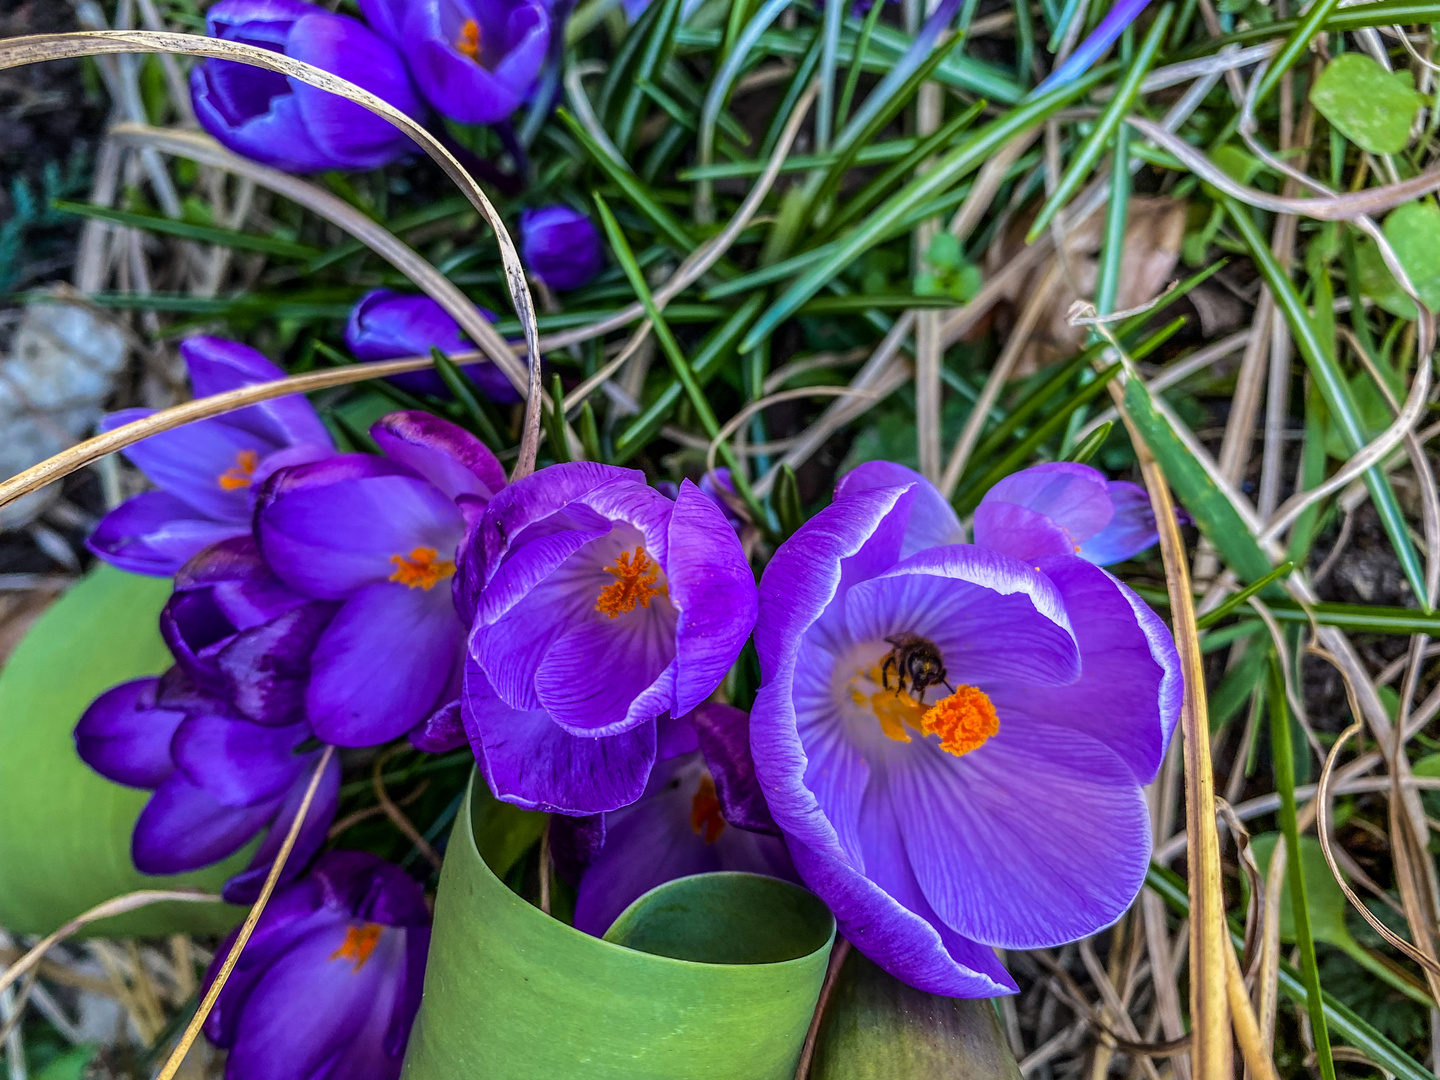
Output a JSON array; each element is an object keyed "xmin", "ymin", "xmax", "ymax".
[
  {"xmin": 330, "ymin": 922, "xmax": 383, "ymax": 971},
  {"xmin": 456, "ymin": 18, "xmax": 482, "ymax": 60},
  {"xmin": 921, "ymin": 685, "xmax": 999, "ymax": 758},
  {"xmin": 218, "ymin": 449, "xmax": 259, "ymax": 491},
  {"xmin": 595, "ymin": 546, "xmax": 663, "ymax": 618},
  {"xmin": 689, "ymin": 774, "xmax": 726, "ymax": 843},
  {"xmin": 389, "ymin": 546, "xmax": 456, "ymax": 591}
]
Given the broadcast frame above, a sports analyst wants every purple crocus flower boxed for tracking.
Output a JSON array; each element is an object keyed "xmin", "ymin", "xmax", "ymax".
[
  {"xmin": 344, "ymin": 289, "xmax": 518, "ymax": 403},
  {"xmin": 88, "ymin": 336, "xmax": 335, "ymax": 577},
  {"xmin": 75, "ymin": 669, "xmax": 340, "ymax": 904},
  {"xmin": 203, "ymin": 851, "xmax": 431, "ymax": 1080},
  {"xmin": 520, "ymin": 206, "xmax": 604, "ymax": 292},
  {"xmin": 571, "ymin": 704, "xmax": 795, "ymax": 935},
  {"xmin": 359, "ymin": 0, "xmax": 550, "ymax": 125},
  {"xmin": 750, "ymin": 461, "xmax": 1180, "ymax": 996},
  {"xmin": 257, "ymin": 411, "xmax": 506, "ymax": 747},
  {"xmin": 1038, "ymin": 0, "xmax": 1150, "ymax": 91},
  {"xmin": 972, "ymin": 461, "xmax": 1160, "ymax": 565},
  {"xmin": 191, "ymin": 0, "xmax": 425, "ymax": 174},
  {"xmin": 458, "ymin": 463, "xmax": 758, "ymax": 815}
]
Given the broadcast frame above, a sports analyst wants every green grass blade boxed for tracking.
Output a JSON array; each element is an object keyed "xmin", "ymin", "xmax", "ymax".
[
  {"xmin": 52, "ymin": 200, "xmax": 320, "ymax": 259},
  {"xmin": 1066, "ymin": 420, "xmax": 1112, "ymax": 463},
  {"xmin": 1251, "ymin": 0, "xmax": 1343, "ymax": 105},
  {"xmin": 430, "ymin": 348, "xmax": 506, "ymax": 451},
  {"xmin": 1268, "ymin": 656, "xmax": 1337, "ymax": 1080},
  {"xmin": 739, "ymin": 64, "xmax": 1110, "ymax": 352},
  {"xmin": 1194, "ymin": 562, "xmax": 1294, "ymax": 629}
]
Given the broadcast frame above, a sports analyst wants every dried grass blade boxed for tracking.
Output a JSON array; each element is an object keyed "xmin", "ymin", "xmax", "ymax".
[{"xmin": 0, "ymin": 358, "xmax": 432, "ymax": 511}]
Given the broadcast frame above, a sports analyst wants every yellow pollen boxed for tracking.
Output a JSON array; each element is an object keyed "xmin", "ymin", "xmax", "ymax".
[
  {"xmin": 595, "ymin": 546, "xmax": 664, "ymax": 618},
  {"xmin": 456, "ymin": 18, "xmax": 482, "ymax": 60},
  {"xmin": 921, "ymin": 686, "xmax": 999, "ymax": 757},
  {"xmin": 689, "ymin": 774, "xmax": 726, "ymax": 843},
  {"xmin": 851, "ymin": 663, "xmax": 925, "ymax": 743},
  {"xmin": 330, "ymin": 922, "xmax": 383, "ymax": 971},
  {"xmin": 218, "ymin": 449, "xmax": 259, "ymax": 491},
  {"xmin": 389, "ymin": 546, "xmax": 455, "ymax": 591}
]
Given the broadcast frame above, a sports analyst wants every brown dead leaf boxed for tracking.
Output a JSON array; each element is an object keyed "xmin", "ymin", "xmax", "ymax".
[{"xmin": 986, "ymin": 196, "xmax": 1187, "ymax": 376}]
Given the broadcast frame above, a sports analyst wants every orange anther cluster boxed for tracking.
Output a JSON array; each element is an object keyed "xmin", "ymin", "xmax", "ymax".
[
  {"xmin": 218, "ymin": 449, "xmax": 260, "ymax": 491},
  {"xmin": 921, "ymin": 685, "xmax": 999, "ymax": 758},
  {"xmin": 330, "ymin": 922, "xmax": 383, "ymax": 972},
  {"xmin": 456, "ymin": 18, "xmax": 482, "ymax": 60},
  {"xmin": 389, "ymin": 546, "xmax": 456, "ymax": 591},
  {"xmin": 689, "ymin": 774, "xmax": 726, "ymax": 844},
  {"xmin": 595, "ymin": 546, "xmax": 663, "ymax": 618}
]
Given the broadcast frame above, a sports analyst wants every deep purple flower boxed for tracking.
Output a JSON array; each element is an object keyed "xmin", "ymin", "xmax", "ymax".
[
  {"xmin": 972, "ymin": 461, "xmax": 1159, "ymax": 565},
  {"xmin": 458, "ymin": 463, "xmax": 758, "ymax": 815},
  {"xmin": 344, "ymin": 289, "xmax": 519, "ymax": 403},
  {"xmin": 258, "ymin": 412, "xmax": 506, "ymax": 747},
  {"xmin": 89, "ymin": 336, "xmax": 335, "ymax": 577},
  {"xmin": 750, "ymin": 461, "xmax": 1180, "ymax": 996},
  {"xmin": 657, "ymin": 469, "xmax": 744, "ymax": 534},
  {"xmin": 75, "ymin": 670, "xmax": 340, "ymax": 903},
  {"xmin": 571, "ymin": 704, "xmax": 794, "ymax": 935},
  {"xmin": 520, "ymin": 206, "xmax": 604, "ymax": 292},
  {"xmin": 203, "ymin": 851, "xmax": 431, "ymax": 1080},
  {"xmin": 1039, "ymin": 0, "xmax": 1151, "ymax": 91},
  {"xmin": 191, "ymin": 0, "xmax": 425, "ymax": 174},
  {"xmin": 359, "ymin": 0, "xmax": 550, "ymax": 125}
]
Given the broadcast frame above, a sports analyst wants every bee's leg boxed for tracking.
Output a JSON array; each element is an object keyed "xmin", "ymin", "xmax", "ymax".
[{"xmin": 880, "ymin": 655, "xmax": 894, "ymax": 691}]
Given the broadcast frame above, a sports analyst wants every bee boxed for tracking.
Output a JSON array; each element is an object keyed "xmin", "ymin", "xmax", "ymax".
[{"xmin": 880, "ymin": 633, "xmax": 955, "ymax": 705}]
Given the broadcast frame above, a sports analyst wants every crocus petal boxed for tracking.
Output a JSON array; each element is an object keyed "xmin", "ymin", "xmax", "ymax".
[
  {"xmin": 171, "ymin": 712, "xmax": 307, "ymax": 808},
  {"xmin": 104, "ymin": 408, "xmax": 277, "ymax": 523},
  {"xmin": 74, "ymin": 678, "xmax": 182, "ymax": 789},
  {"xmin": 973, "ymin": 462, "xmax": 1113, "ymax": 561},
  {"xmin": 190, "ymin": 62, "xmax": 336, "ymax": 173},
  {"xmin": 668, "ymin": 479, "xmax": 758, "ymax": 715},
  {"xmin": 988, "ymin": 556, "xmax": 1181, "ymax": 784},
  {"xmin": 371, "ymin": 411, "xmax": 506, "ymax": 503},
  {"xmin": 259, "ymin": 456, "xmax": 463, "ymax": 599},
  {"xmin": 214, "ymin": 602, "xmax": 339, "ymax": 726},
  {"xmin": 87, "ymin": 492, "xmax": 248, "ymax": 577},
  {"xmin": 843, "ymin": 545, "xmax": 1081, "ymax": 689},
  {"xmin": 307, "ymin": 583, "xmax": 463, "ymax": 747},
  {"xmin": 1078, "ymin": 481, "xmax": 1160, "ymax": 565},
  {"xmin": 691, "ymin": 703, "xmax": 776, "ymax": 835},
  {"xmin": 181, "ymin": 336, "xmax": 332, "ymax": 449},
  {"xmin": 1039, "ymin": 0, "xmax": 1152, "ymax": 90},
  {"xmin": 835, "ymin": 461, "xmax": 964, "ymax": 556},
  {"xmin": 223, "ymin": 751, "xmax": 342, "ymax": 903},
  {"xmin": 410, "ymin": 699, "xmax": 467, "ymax": 752},
  {"xmin": 889, "ymin": 722, "xmax": 1152, "ymax": 949},
  {"xmin": 288, "ymin": 12, "xmax": 422, "ymax": 169},
  {"xmin": 533, "ymin": 615, "xmax": 678, "ymax": 736},
  {"xmin": 462, "ymin": 658, "xmax": 656, "ymax": 815},
  {"xmin": 133, "ymin": 774, "xmax": 279, "ymax": 875},
  {"xmin": 520, "ymin": 205, "xmax": 604, "ymax": 292}
]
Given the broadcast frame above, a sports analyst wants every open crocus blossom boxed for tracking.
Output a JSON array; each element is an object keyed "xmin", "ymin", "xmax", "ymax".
[
  {"xmin": 519, "ymin": 206, "xmax": 604, "ymax": 292},
  {"xmin": 192, "ymin": 0, "xmax": 424, "ymax": 174},
  {"xmin": 571, "ymin": 704, "xmax": 795, "ymax": 936},
  {"xmin": 75, "ymin": 669, "xmax": 340, "ymax": 903},
  {"xmin": 360, "ymin": 0, "xmax": 550, "ymax": 125},
  {"xmin": 344, "ymin": 289, "xmax": 518, "ymax": 403},
  {"xmin": 88, "ymin": 336, "xmax": 335, "ymax": 577},
  {"xmin": 258, "ymin": 412, "xmax": 505, "ymax": 748},
  {"xmin": 751, "ymin": 461, "xmax": 1180, "ymax": 996},
  {"xmin": 459, "ymin": 463, "xmax": 757, "ymax": 815},
  {"xmin": 203, "ymin": 851, "xmax": 431, "ymax": 1080}
]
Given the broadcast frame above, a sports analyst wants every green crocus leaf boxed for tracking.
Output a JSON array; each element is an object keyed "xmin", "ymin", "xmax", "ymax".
[
  {"xmin": 402, "ymin": 772, "xmax": 835, "ymax": 1080},
  {"xmin": 1354, "ymin": 202, "xmax": 1440, "ymax": 319},
  {"xmin": 1310, "ymin": 53, "xmax": 1425, "ymax": 154},
  {"xmin": 0, "ymin": 565, "xmax": 247, "ymax": 937},
  {"xmin": 810, "ymin": 949, "xmax": 1022, "ymax": 1079}
]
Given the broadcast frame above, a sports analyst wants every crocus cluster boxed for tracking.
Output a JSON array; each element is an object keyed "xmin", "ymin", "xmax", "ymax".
[{"xmin": 193, "ymin": 0, "xmax": 554, "ymax": 170}]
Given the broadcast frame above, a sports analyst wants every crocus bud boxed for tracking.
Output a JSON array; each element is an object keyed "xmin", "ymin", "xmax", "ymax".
[
  {"xmin": 520, "ymin": 206, "xmax": 605, "ymax": 292},
  {"xmin": 360, "ymin": 0, "xmax": 550, "ymax": 125},
  {"xmin": 191, "ymin": 0, "xmax": 424, "ymax": 173}
]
